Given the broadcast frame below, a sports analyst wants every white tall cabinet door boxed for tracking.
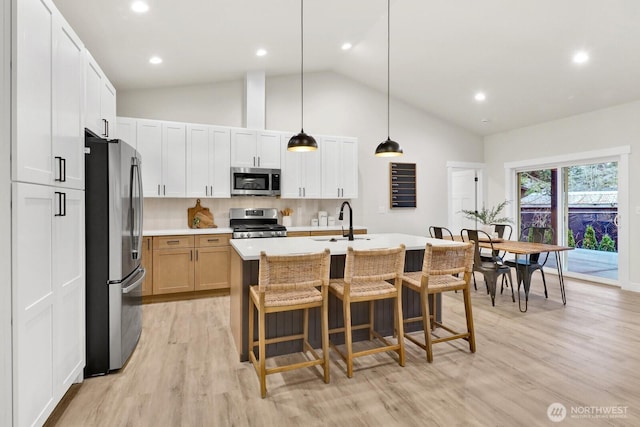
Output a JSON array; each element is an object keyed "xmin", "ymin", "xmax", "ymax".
[
  {"xmin": 52, "ymin": 15, "xmax": 84, "ymax": 190},
  {"xmin": 116, "ymin": 117, "xmax": 137, "ymax": 149},
  {"xmin": 302, "ymin": 149, "xmax": 322, "ymax": 198},
  {"xmin": 321, "ymin": 137, "xmax": 358, "ymax": 199},
  {"xmin": 256, "ymin": 131, "xmax": 281, "ymax": 168},
  {"xmin": 84, "ymin": 53, "xmax": 102, "ymax": 136},
  {"xmin": 162, "ymin": 122, "xmax": 186, "ymax": 197},
  {"xmin": 211, "ymin": 127, "xmax": 231, "ymax": 198},
  {"xmin": 321, "ymin": 137, "xmax": 341, "ymax": 198},
  {"xmin": 186, "ymin": 124, "xmax": 210, "ymax": 198},
  {"xmin": 230, "ymin": 129, "xmax": 257, "ymax": 167},
  {"xmin": 281, "ymin": 134, "xmax": 303, "ymax": 198},
  {"xmin": 137, "ymin": 119, "xmax": 162, "ymax": 197},
  {"xmin": 53, "ymin": 188, "xmax": 84, "ymax": 396},
  {"xmin": 101, "ymin": 80, "xmax": 116, "ymax": 138},
  {"xmin": 13, "ymin": 0, "xmax": 54, "ymax": 185},
  {"xmin": 12, "ymin": 183, "xmax": 55, "ymax": 427},
  {"xmin": 340, "ymin": 137, "xmax": 358, "ymax": 199}
]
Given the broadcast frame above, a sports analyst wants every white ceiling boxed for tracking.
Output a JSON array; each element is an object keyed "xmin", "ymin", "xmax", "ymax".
[{"xmin": 52, "ymin": 0, "xmax": 640, "ymax": 136}]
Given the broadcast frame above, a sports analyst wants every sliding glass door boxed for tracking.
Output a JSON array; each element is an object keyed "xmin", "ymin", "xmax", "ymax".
[{"xmin": 516, "ymin": 162, "xmax": 618, "ymax": 281}]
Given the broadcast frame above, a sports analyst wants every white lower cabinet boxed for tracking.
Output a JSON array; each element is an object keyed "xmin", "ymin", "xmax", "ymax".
[{"xmin": 12, "ymin": 183, "xmax": 85, "ymax": 427}]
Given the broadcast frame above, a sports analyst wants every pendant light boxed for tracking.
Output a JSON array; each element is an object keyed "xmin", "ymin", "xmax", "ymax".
[
  {"xmin": 375, "ymin": 0, "xmax": 403, "ymax": 157},
  {"xmin": 287, "ymin": 0, "xmax": 317, "ymax": 152}
]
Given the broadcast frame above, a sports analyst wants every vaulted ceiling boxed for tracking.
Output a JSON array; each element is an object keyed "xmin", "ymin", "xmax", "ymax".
[{"xmin": 53, "ymin": 0, "xmax": 640, "ymax": 136}]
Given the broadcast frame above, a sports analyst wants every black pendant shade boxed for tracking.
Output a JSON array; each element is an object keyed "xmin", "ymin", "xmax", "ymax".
[
  {"xmin": 287, "ymin": 0, "xmax": 317, "ymax": 152},
  {"xmin": 375, "ymin": 0, "xmax": 403, "ymax": 157},
  {"xmin": 288, "ymin": 129, "xmax": 318, "ymax": 152},
  {"xmin": 375, "ymin": 137, "xmax": 403, "ymax": 157}
]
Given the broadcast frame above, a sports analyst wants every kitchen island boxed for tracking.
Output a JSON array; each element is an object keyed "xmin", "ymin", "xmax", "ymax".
[{"xmin": 230, "ymin": 233, "xmax": 466, "ymax": 361}]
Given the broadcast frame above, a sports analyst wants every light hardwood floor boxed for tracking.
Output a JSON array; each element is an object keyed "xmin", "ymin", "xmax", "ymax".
[{"xmin": 50, "ymin": 276, "xmax": 640, "ymax": 426}]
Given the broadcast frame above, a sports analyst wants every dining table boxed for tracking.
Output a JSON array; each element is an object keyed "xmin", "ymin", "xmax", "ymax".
[{"xmin": 476, "ymin": 239, "xmax": 574, "ymax": 312}]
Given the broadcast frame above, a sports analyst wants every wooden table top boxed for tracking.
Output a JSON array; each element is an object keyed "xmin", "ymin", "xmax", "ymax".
[{"xmin": 476, "ymin": 239, "xmax": 574, "ymax": 255}]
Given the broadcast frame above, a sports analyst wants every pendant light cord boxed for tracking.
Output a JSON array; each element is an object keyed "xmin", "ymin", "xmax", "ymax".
[
  {"xmin": 387, "ymin": 0, "xmax": 390, "ymax": 140},
  {"xmin": 301, "ymin": 0, "xmax": 304, "ymax": 132}
]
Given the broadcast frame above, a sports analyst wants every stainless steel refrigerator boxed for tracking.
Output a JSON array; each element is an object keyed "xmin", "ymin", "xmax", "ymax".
[{"xmin": 84, "ymin": 135, "xmax": 145, "ymax": 376}]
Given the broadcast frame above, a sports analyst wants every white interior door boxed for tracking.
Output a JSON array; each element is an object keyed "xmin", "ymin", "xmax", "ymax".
[{"xmin": 450, "ymin": 168, "xmax": 483, "ymax": 233}]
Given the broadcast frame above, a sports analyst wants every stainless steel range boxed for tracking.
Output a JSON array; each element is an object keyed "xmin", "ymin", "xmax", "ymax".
[{"xmin": 230, "ymin": 208, "xmax": 287, "ymax": 239}]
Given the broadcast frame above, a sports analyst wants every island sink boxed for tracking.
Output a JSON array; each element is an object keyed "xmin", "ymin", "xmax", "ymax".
[{"xmin": 311, "ymin": 236, "xmax": 370, "ymax": 242}]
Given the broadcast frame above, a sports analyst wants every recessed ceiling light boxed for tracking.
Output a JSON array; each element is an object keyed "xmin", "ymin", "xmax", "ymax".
[
  {"xmin": 572, "ymin": 50, "xmax": 590, "ymax": 64},
  {"xmin": 256, "ymin": 49, "xmax": 267, "ymax": 57},
  {"xmin": 131, "ymin": 1, "xmax": 149, "ymax": 13},
  {"xmin": 341, "ymin": 42, "xmax": 352, "ymax": 51},
  {"xmin": 474, "ymin": 92, "xmax": 486, "ymax": 102},
  {"xmin": 149, "ymin": 56, "xmax": 162, "ymax": 65},
  {"xmin": 480, "ymin": 118, "xmax": 491, "ymax": 124}
]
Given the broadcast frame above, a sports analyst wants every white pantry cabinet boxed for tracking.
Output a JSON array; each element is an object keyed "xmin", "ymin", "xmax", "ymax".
[
  {"xmin": 12, "ymin": 183, "xmax": 85, "ymax": 427},
  {"xmin": 85, "ymin": 50, "xmax": 116, "ymax": 139},
  {"xmin": 321, "ymin": 137, "xmax": 358, "ymax": 199},
  {"xmin": 230, "ymin": 129, "xmax": 281, "ymax": 168},
  {"xmin": 13, "ymin": 0, "xmax": 85, "ymax": 190},
  {"xmin": 186, "ymin": 125, "xmax": 231, "ymax": 198},
  {"xmin": 280, "ymin": 133, "xmax": 321, "ymax": 199}
]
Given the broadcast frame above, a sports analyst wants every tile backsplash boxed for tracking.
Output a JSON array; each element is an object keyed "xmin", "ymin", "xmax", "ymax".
[{"xmin": 143, "ymin": 197, "xmax": 347, "ymax": 230}]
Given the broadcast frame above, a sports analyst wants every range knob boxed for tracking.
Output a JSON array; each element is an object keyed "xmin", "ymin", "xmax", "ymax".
[
  {"xmin": 257, "ymin": 231, "xmax": 263, "ymax": 237},
  {"xmin": 243, "ymin": 233, "xmax": 250, "ymax": 238}
]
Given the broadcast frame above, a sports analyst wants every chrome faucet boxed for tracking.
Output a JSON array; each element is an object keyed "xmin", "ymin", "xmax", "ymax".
[{"xmin": 339, "ymin": 201, "xmax": 354, "ymax": 241}]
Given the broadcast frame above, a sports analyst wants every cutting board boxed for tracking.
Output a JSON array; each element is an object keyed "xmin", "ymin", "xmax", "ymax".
[{"xmin": 188, "ymin": 199, "xmax": 217, "ymax": 229}]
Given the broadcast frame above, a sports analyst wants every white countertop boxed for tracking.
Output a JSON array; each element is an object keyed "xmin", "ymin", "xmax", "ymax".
[
  {"xmin": 229, "ymin": 233, "xmax": 466, "ymax": 261},
  {"xmin": 143, "ymin": 225, "xmax": 367, "ymax": 237},
  {"xmin": 144, "ymin": 228, "xmax": 233, "ymax": 236}
]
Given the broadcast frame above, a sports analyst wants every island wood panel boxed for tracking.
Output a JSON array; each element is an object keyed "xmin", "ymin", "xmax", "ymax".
[{"xmin": 232, "ymin": 248, "xmax": 436, "ymax": 361}]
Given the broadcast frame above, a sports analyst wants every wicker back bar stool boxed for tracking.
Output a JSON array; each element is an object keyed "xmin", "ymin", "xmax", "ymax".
[
  {"xmin": 401, "ymin": 242, "xmax": 476, "ymax": 362},
  {"xmin": 329, "ymin": 245, "xmax": 406, "ymax": 378},
  {"xmin": 248, "ymin": 249, "xmax": 331, "ymax": 398}
]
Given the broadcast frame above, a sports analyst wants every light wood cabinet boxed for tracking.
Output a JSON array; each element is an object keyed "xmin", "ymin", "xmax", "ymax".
[
  {"xmin": 151, "ymin": 234, "xmax": 231, "ymax": 296},
  {"xmin": 141, "ymin": 236, "xmax": 153, "ymax": 296},
  {"xmin": 152, "ymin": 235, "xmax": 195, "ymax": 295}
]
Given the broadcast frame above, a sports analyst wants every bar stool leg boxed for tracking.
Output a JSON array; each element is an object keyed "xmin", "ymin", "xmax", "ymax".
[
  {"xmin": 258, "ymin": 307, "xmax": 267, "ymax": 398},
  {"xmin": 343, "ymin": 297, "xmax": 354, "ymax": 378},
  {"xmin": 420, "ymin": 287, "xmax": 433, "ymax": 363},
  {"xmin": 322, "ymin": 294, "xmax": 330, "ymax": 383}
]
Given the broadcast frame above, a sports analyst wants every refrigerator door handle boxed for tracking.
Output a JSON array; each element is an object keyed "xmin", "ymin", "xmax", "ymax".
[
  {"xmin": 122, "ymin": 268, "xmax": 146, "ymax": 294},
  {"xmin": 130, "ymin": 158, "xmax": 144, "ymax": 260}
]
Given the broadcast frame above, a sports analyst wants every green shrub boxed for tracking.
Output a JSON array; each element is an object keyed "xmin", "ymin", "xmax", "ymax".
[
  {"xmin": 598, "ymin": 234, "xmax": 616, "ymax": 252},
  {"xmin": 582, "ymin": 225, "xmax": 598, "ymax": 250},
  {"xmin": 567, "ymin": 229, "xmax": 576, "ymax": 248}
]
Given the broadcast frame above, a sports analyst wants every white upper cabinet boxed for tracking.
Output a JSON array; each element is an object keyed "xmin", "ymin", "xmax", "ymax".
[
  {"xmin": 321, "ymin": 136, "xmax": 358, "ymax": 199},
  {"xmin": 186, "ymin": 125, "xmax": 231, "ymax": 198},
  {"xmin": 136, "ymin": 119, "xmax": 163, "ymax": 197},
  {"xmin": 161, "ymin": 122, "xmax": 186, "ymax": 197},
  {"xmin": 13, "ymin": 0, "xmax": 84, "ymax": 189},
  {"xmin": 230, "ymin": 129, "xmax": 281, "ymax": 168},
  {"xmin": 84, "ymin": 50, "xmax": 116, "ymax": 139},
  {"xmin": 281, "ymin": 133, "xmax": 321, "ymax": 199},
  {"xmin": 115, "ymin": 117, "xmax": 137, "ymax": 149}
]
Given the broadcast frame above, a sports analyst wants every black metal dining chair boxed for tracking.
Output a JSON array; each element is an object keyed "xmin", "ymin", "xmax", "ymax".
[
  {"xmin": 428, "ymin": 226, "xmax": 454, "ymax": 240},
  {"xmin": 461, "ymin": 229, "xmax": 514, "ymax": 305},
  {"xmin": 505, "ymin": 226, "xmax": 553, "ymax": 301}
]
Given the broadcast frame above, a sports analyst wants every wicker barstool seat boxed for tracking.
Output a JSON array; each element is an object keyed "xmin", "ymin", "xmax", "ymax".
[
  {"xmin": 249, "ymin": 287, "xmax": 322, "ymax": 307},
  {"xmin": 329, "ymin": 280, "xmax": 397, "ymax": 298},
  {"xmin": 329, "ymin": 245, "xmax": 406, "ymax": 378},
  {"xmin": 401, "ymin": 242, "xmax": 476, "ymax": 362},
  {"xmin": 248, "ymin": 249, "xmax": 331, "ymax": 398}
]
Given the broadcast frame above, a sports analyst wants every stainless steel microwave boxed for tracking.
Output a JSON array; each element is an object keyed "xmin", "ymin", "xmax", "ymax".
[{"xmin": 230, "ymin": 167, "xmax": 281, "ymax": 196}]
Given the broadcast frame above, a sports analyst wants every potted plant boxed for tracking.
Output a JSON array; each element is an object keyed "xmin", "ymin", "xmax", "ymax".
[{"xmin": 461, "ymin": 200, "xmax": 512, "ymax": 234}]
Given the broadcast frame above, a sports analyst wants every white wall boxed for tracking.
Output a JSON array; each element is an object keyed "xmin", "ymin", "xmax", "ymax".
[
  {"xmin": 484, "ymin": 100, "xmax": 640, "ymax": 286},
  {"xmin": 1, "ymin": 0, "xmax": 12, "ymax": 424},
  {"xmin": 117, "ymin": 80, "xmax": 244, "ymax": 127},
  {"xmin": 118, "ymin": 71, "xmax": 484, "ymax": 234}
]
